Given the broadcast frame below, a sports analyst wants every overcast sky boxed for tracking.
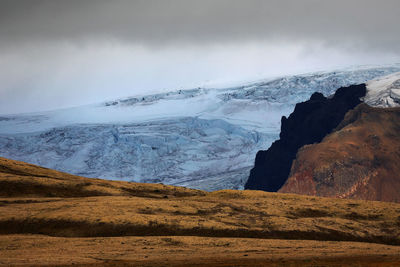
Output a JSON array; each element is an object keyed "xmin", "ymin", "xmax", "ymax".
[{"xmin": 1, "ymin": 0, "xmax": 400, "ymax": 114}]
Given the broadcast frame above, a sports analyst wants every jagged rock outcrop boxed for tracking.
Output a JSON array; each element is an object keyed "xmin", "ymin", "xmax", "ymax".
[
  {"xmin": 279, "ymin": 104, "xmax": 400, "ymax": 202},
  {"xmin": 245, "ymin": 84, "xmax": 367, "ymax": 191}
]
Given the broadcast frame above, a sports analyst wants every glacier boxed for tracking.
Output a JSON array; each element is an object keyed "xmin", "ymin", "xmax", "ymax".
[
  {"xmin": 1, "ymin": 65, "xmax": 400, "ymax": 191},
  {"xmin": 365, "ymin": 71, "xmax": 400, "ymax": 107}
]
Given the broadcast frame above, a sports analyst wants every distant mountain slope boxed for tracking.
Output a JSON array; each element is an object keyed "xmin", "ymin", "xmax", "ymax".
[
  {"xmin": 245, "ymin": 84, "xmax": 366, "ymax": 191},
  {"xmin": 1, "ymin": 66, "xmax": 400, "ymax": 190},
  {"xmin": 249, "ymin": 71, "xmax": 400, "ymax": 202},
  {"xmin": 280, "ymin": 104, "xmax": 400, "ymax": 202}
]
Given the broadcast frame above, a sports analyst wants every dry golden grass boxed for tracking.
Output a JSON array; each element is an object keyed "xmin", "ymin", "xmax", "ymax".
[
  {"xmin": 1, "ymin": 235, "xmax": 400, "ymax": 267},
  {"xmin": 0, "ymin": 157, "xmax": 203, "ymax": 198},
  {"xmin": 1, "ymin": 156, "xmax": 400, "ymax": 266}
]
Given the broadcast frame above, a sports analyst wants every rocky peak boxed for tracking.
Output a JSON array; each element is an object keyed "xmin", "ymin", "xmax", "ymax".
[
  {"xmin": 280, "ymin": 104, "xmax": 400, "ymax": 202},
  {"xmin": 245, "ymin": 84, "xmax": 366, "ymax": 191}
]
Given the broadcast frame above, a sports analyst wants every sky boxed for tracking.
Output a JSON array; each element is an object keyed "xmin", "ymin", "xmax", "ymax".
[{"xmin": 1, "ymin": 0, "xmax": 400, "ymax": 114}]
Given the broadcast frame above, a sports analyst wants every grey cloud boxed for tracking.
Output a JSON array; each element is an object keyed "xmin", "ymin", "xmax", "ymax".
[{"xmin": 0, "ymin": 0, "xmax": 400, "ymax": 52}]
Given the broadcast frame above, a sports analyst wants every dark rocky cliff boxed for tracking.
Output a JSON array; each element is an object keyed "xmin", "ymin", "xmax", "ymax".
[
  {"xmin": 280, "ymin": 104, "xmax": 400, "ymax": 202},
  {"xmin": 245, "ymin": 84, "xmax": 367, "ymax": 191}
]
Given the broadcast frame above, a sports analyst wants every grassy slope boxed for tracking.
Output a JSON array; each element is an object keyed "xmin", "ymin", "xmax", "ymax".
[
  {"xmin": 1, "ymin": 156, "xmax": 400, "ymax": 266},
  {"xmin": 2, "ymin": 235, "xmax": 400, "ymax": 267}
]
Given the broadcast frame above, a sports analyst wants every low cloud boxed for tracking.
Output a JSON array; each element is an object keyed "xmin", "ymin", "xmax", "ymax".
[
  {"xmin": 0, "ymin": 0, "xmax": 399, "ymax": 52},
  {"xmin": 0, "ymin": 0, "xmax": 399, "ymax": 114}
]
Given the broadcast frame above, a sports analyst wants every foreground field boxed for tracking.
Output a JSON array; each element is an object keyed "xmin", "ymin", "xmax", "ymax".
[
  {"xmin": 1, "ymin": 157, "xmax": 400, "ymax": 266},
  {"xmin": 1, "ymin": 235, "xmax": 400, "ymax": 267}
]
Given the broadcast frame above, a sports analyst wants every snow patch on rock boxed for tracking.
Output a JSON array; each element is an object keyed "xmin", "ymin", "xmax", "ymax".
[{"xmin": 365, "ymin": 72, "xmax": 400, "ymax": 107}]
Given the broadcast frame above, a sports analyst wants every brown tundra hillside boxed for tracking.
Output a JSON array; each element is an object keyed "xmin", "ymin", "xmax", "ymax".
[{"xmin": 1, "ymin": 156, "xmax": 400, "ymax": 266}]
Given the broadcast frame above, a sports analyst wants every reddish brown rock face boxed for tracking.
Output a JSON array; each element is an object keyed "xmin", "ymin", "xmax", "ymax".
[{"xmin": 279, "ymin": 104, "xmax": 400, "ymax": 203}]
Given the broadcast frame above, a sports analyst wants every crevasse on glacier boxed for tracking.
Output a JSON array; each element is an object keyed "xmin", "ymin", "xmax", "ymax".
[{"xmin": 0, "ymin": 66, "xmax": 399, "ymax": 191}]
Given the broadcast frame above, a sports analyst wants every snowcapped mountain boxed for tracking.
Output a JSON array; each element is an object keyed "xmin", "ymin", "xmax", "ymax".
[{"xmin": 1, "ymin": 65, "xmax": 400, "ymax": 191}]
